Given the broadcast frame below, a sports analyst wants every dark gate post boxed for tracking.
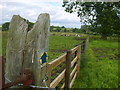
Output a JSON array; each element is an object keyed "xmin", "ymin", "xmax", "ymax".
[
  {"xmin": 65, "ymin": 50, "xmax": 72, "ymax": 89},
  {"xmin": 0, "ymin": 56, "xmax": 5, "ymax": 90}
]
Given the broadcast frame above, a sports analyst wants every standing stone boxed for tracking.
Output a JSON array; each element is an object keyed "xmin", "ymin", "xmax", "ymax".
[
  {"xmin": 23, "ymin": 13, "xmax": 50, "ymax": 86},
  {"xmin": 6, "ymin": 15, "xmax": 28, "ymax": 83},
  {"xmin": 5, "ymin": 13, "xmax": 50, "ymax": 86}
]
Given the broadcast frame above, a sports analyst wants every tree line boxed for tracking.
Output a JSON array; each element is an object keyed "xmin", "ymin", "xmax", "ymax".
[
  {"xmin": 2, "ymin": 21, "xmax": 88, "ymax": 33},
  {"xmin": 2, "ymin": 20, "xmax": 119, "ymax": 37},
  {"xmin": 63, "ymin": 1, "xmax": 120, "ymax": 39}
]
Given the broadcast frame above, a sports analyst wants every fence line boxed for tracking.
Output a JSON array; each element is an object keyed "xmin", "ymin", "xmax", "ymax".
[
  {"xmin": 46, "ymin": 38, "xmax": 89, "ymax": 88},
  {"xmin": 46, "ymin": 45, "xmax": 81, "ymax": 88}
]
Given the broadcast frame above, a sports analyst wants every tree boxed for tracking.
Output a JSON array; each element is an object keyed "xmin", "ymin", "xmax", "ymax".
[
  {"xmin": 50, "ymin": 26, "xmax": 54, "ymax": 32},
  {"xmin": 2, "ymin": 22, "xmax": 10, "ymax": 31},
  {"xmin": 81, "ymin": 25, "xmax": 91, "ymax": 34},
  {"xmin": 61, "ymin": 26, "xmax": 65, "ymax": 28},
  {"xmin": 63, "ymin": 2, "xmax": 120, "ymax": 39},
  {"xmin": 64, "ymin": 28, "xmax": 67, "ymax": 32},
  {"xmin": 2, "ymin": 20, "xmax": 35, "ymax": 31}
]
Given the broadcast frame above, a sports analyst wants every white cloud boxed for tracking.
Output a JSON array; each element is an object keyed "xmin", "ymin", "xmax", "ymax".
[
  {"xmin": 0, "ymin": 0, "xmax": 82, "ymax": 28},
  {"xmin": 1, "ymin": 0, "xmax": 62, "ymax": 3}
]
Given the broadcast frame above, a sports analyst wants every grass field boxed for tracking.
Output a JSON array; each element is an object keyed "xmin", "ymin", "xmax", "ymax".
[
  {"xmin": 1, "ymin": 31, "xmax": 81, "ymax": 61},
  {"xmin": 1, "ymin": 31, "xmax": 119, "ymax": 88},
  {"xmin": 48, "ymin": 35, "xmax": 81, "ymax": 61},
  {"xmin": 73, "ymin": 39, "xmax": 118, "ymax": 88},
  {"xmin": 1, "ymin": 31, "xmax": 8, "ymax": 57}
]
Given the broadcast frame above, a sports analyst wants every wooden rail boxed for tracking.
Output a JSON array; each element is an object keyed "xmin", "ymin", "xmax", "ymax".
[
  {"xmin": 50, "ymin": 69, "xmax": 65, "ymax": 88},
  {"xmin": 46, "ymin": 38, "xmax": 88, "ymax": 89},
  {"xmin": 48, "ymin": 53, "xmax": 67, "ymax": 68},
  {"xmin": 47, "ymin": 45, "xmax": 81, "ymax": 88}
]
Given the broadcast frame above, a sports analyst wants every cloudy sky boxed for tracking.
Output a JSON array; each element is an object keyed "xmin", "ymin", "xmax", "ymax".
[{"xmin": 0, "ymin": 0, "xmax": 82, "ymax": 28}]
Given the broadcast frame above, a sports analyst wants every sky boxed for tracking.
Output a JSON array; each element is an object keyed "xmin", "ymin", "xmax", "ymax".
[{"xmin": 0, "ymin": 0, "xmax": 82, "ymax": 28}]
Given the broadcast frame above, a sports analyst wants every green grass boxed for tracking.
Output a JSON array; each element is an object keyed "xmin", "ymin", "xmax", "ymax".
[
  {"xmin": 73, "ymin": 39, "xmax": 118, "ymax": 88},
  {"xmin": 1, "ymin": 31, "xmax": 8, "ymax": 57},
  {"xmin": 48, "ymin": 35, "xmax": 82, "ymax": 61},
  {"xmin": 1, "ymin": 31, "xmax": 81, "ymax": 61},
  {"xmin": 1, "ymin": 31, "xmax": 118, "ymax": 88},
  {"xmin": 90, "ymin": 40, "xmax": 118, "ymax": 48}
]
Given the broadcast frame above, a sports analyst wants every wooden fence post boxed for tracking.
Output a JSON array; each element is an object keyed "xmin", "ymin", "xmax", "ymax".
[
  {"xmin": 80, "ymin": 40, "xmax": 84, "ymax": 54},
  {"xmin": 85, "ymin": 37, "xmax": 89, "ymax": 51},
  {"xmin": 47, "ymin": 64, "xmax": 52, "ymax": 87},
  {"xmin": 0, "ymin": 56, "xmax": 5, "ymax": 90},
  {"xmin": 82, "ymin": 37, "xmax": 89, "ymax": 54},
  {"xmin": 83, "ymin": 40, "xmax": 86, "ymax": 53},
  {"xmin": 77, "ymin": 45, "xmax": 81, "ymax": 77},
  {"xmin": 65, "ymin": 50, "xmax": 72, "ymax": 89}
]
